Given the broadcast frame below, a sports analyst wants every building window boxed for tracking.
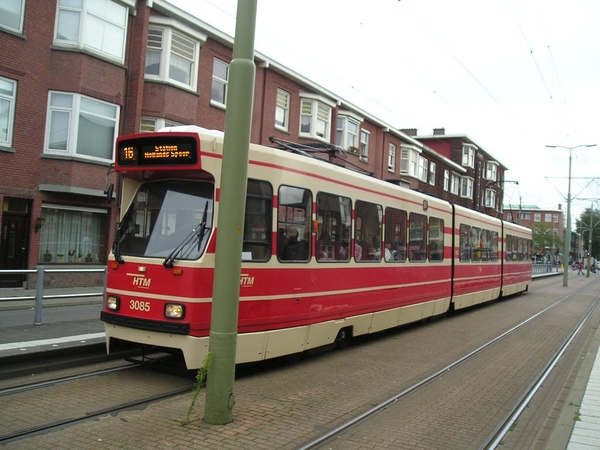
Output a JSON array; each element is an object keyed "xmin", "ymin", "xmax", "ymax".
[
  {"xmin": 553, "ymin": 214, "xmax": 559, "ymax": 223},
  {"xmin": 444, "ymin": 170, "xmax": 449, "ymax": 191},
  {"xmin": 388, "ymin": 143, "xmax": 396, "ymax": 171},
  {"xmin": 275, "ymin": 89, "xmax": 290, "ymax": 131},
  {"xmin": 0, "ymin": 77, "xmax": 17, "ymax": 148},
  {"xmin": 336, "ymin": 113, "xmax": 361, "ymax": 151},
  {"xmin": 461, "ymin": 177, "xmax": 473, "ymax": 198},
  {"xmin": 450, "ymin": 174, "xmax": 460, "ymax": 195},
  {"xmin": 534, "ymin": 213, "xmax": 541, "ymax": 222},
  {"xmin": 140, "ymin": 117, "xmax": 182, "ymax": 133},
  {"xmin": 359, "ymin": 130, "xmax": 370, "ymax": 162},
  {"xmin": 485, "ymin": 189, "xmax": 496, "ymax": 208},
  {"xmin": 544, "ymin": 213, "xmax": 552, "ymax": 222},
  {"xmin": 39, "ymin": 204, "xmax": 108, "ymax": 264},
  {"xmin": 55, "ymin": 0, "xmax": 128, "ymax": 63},
  {"xmin": 417, "ymin": 156, "xmax": 427, "ymax": 182},
  {"xmin": 400, "ymin": 145, "xmax": 420, "ymax": 177},
  {"xmin": 145, "ymin": 21, "xmax": 201, "ymax": 90},
  {"xmin": 45, "ymin": 91, "xmax": 119, "ymax": 162},
  {"xmin": 0, "ymin": 0, "xmax": 25, "ymax": 33},
  {"xmin": 211, "ymin": 58, "xmax": 229, "ymax": 106},
  {"xmin": 486, "ymin": 161, "xmax": 498, "ymax": 181},
  {"xmin": 462, "ymin": 144, "xmax": 476, "ymax": 168},
  {"xmin": 429, "ymin": 162, "xmax": 436, "ymax": 185},
  {"xmin": 299, "ymin": 95, "xmax": 332, "ymax": 141}
]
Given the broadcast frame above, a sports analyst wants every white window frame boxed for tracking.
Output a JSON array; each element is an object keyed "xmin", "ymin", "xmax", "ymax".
[
  {"xmin": 544, "ymin": 213, "xmax": 552, "ymax": 222},
  {"xmin": 145, "ymin": 17, "xmax": 204, "ymax": 91},
  {"xmin": 484, "ymin": 189, "xmax": 496, "ymax": 207},
  {"xmin": 210, "ymin": 58, "xmax": 230, "ymax": 108},
  {"xmin": 486, "ymin": 161, "xmax": 498, "ymax": 181},
  {"xmin": 275, "ymin": 89, "xmax": 290, "ymax": 131},
  {"xmin": 299, "ymin": 94, "xmax": 333, "ymax": 142},
  {"xmin": 553, "ymin": 214, "xmax": 559, "ymax": 223},
  {"xmin": 429, "ymin": 162, "xmax": 436, "ymax": 185},
  {"xmin": 54, "ymin": 0, "xmax": 129, "ymax": 63},
  {"xmin": 462, "ymin": 144, "xmax": 476, "ymax": 168},
  {"xmin": 400, "ymin": 145, "xmax": 421, "ymax": 177},
  {"xmin": 336, "ymin": 111, "xmax": 362, "ymax": 151},
  {"xmin": 359, "ymin": 130, "xmax": 370, "ymax": 162},
  {"xmin": 443, "ymin": 170, "xmax": 449, "ymax": 191},
  {"xmin": 0, "ymin": 0, "xmax": 25, "ymax": 33},
  {"xmin": 44, "ymin": 91, "xmax": 120, "ymax": 163},
  {"xmin": 417, "ymin": 155, "xmax": 427, "ymax": 182},
  {"xmin": 450, "ymin": 173, "xmax": 460, "ymax": 195},
  {"xmin": 0, "ymin": 76, "xmax": 17, "ymax": 148},
  {"xmin": 534, "ymin": 213, "xmax": 541, "ymax": 222},
  {"xmin": 140, "ymin": 117, "xmax": 182, "ymax": 133},
  {"xmin": 388, "ymin": 143, "xmax": 396, "ymax": 172},
  {"xmin": 460, "ymin": 177, "xmax": 473, "ymax": 199}
]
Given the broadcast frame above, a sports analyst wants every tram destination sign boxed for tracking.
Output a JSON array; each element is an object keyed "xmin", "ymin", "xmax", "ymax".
[{"xmin": 116, "ymin": 133, "xmax": 200, "ymax": 169}]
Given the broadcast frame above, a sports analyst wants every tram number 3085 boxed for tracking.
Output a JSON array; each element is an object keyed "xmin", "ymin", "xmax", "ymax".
[{"xmin": 130, "ymin": 300, "xmax": 151, "ymax": 312}]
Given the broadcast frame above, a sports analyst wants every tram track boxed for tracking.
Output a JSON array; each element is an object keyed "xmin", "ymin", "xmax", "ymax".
[
  {"xmin": 296, "ymin": 276, "xmax": 600, "ymax": 449},
  {"xmin": 0, "ymin": 353, "xmax": 195, "ymax": 445}
]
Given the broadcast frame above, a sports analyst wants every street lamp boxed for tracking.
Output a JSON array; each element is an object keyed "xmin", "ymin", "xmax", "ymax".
[{"xmin": 545, "ymin": 144, "xmax": 597, "ymax": 286}]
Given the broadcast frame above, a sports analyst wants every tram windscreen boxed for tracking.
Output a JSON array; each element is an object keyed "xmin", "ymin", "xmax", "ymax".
[{"xmin": 115, "ymin": 180, "xmax": 213, "ymax": 260}]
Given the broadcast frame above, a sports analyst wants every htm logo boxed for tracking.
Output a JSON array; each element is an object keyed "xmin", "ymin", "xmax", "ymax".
[
  {"xmin": 132, "ymin": 276, "xmax": 151, "ymax": 287},
  {"xmin": 240, "ymin": 273, "xmax": 254, "ymax": 287}
]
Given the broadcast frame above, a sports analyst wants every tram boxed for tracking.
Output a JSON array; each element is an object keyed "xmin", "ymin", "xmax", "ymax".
[{"xmin": 101, "ymin": 126, "xmax": 532, "ymax": 369}]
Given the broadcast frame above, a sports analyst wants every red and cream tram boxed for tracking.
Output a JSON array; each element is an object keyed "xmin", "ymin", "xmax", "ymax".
[{"xmin": 101, "ymin": 126, "xmax": 532, "ymax": 369}]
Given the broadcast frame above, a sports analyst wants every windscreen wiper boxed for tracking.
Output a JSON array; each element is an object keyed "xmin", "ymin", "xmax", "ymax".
[
  {"xmin": 112, "ymin": 214, "xmax": 135, "ymax": 264},
  {"xmin": 163, "ymin": 202, "xmax": 209, "ymax": 268}
]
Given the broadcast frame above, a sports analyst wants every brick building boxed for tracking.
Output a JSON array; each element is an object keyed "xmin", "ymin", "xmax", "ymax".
[{"xmin": 0, "ymin": 0, "xmax": 511, "ymax": 288}]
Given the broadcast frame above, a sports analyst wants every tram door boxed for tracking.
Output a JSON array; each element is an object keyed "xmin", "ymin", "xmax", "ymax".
[{"xmin": 0, "ymin": 209, "xmax": 30, "ymax": 288}]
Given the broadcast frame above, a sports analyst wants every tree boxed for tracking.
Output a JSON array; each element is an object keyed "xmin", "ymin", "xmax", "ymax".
[
  {"xmin": 531, "ymin": 222, "xmax": 562, "ymax": 262},
  {"xmin": 575, "ymin": 207, "xmax": 600, "ymax": 259}
]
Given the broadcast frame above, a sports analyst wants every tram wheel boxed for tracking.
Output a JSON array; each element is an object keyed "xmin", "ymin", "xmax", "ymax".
[{"xmin": 335, "ymin": 327, "xmax": 352, "ymax": 349}]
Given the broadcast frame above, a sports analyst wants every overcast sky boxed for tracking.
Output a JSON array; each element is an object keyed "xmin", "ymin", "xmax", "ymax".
[{"xmin": 167, "ymin": 0, "xmax": 600, "ymax": 224}]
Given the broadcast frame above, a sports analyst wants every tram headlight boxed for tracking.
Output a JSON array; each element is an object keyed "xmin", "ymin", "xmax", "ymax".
[
  {"xmin": 165, "ymin": 303, "xmax": 185, "ymax": 319},
  {"xmin": 106, "ymin": 295, "xmax": 120, "ymax": 311}
]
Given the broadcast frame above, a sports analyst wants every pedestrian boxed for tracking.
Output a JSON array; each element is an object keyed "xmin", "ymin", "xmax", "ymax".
[{"xmin": 577, "ymin": 261, "xmax": 584, "ymax": 275}]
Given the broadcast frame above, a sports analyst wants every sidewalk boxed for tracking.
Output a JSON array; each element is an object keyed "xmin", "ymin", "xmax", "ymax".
[{"xmin": 0, "ymin": 287, "xmax": 105, "ymax": 359}]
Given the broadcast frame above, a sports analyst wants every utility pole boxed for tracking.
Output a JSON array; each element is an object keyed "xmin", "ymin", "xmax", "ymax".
[
  {"xmin": 545, "ymin": 144, "xmax": 597, "ymax": 287},
  {"xmin": 205, "ymin": 0, "xmax": 258, "ymax": 425}
]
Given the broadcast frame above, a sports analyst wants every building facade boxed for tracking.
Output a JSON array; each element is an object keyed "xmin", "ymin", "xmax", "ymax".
[{"xmin": 0, "ymin": 0, "xmax": 510, "ymax": 288}]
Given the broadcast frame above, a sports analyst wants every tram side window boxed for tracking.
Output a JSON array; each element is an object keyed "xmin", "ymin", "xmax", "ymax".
[
  {"xmin": 385, "ymin": 207, "xmax": 407, "ymax": 262},
  {"xmin": 243, "ymin": 179, "xmax": 273, "ymax": 261},
  {"xmin": 355, "ymin": 200, "xmax": 383, "ymax": 262},
  {"xmin": 278, "ymin": 185, "xmax": 312, "ymax": 262},
  {"xmin": 316, "ymin": 192, "xmax": 351, "ymax": 262},
  {"xmin": 490, "ymin": 231, "xmax": 499, "ymax": 261},
  {"xmin": 506, "ymin": 234, "xmax": 518, "ymax": 261},
  {"xmin": 459, "ymin": 224, "xmax": 471, "ymax": 262},
  {"xmin": 517, "ymin": 237, "xmax": 524, "ymax": 261},
  {"xmin": 471, "ymin": 227, "xmax": 482, "ymax": 262},
  {"xmin": 428, "ymin": 217, "xmax": 444, "ymax": 261},
  {"xmin": 409, "ymin": 213, "xmax": 426, "ymax": 262}
]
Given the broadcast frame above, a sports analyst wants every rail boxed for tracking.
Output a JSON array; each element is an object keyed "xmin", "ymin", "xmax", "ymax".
[
  {"xmin": 531, "ymin": 263, "xmax": 561, "ymax": 275},
  {"xmin": 0, "ymin": 266, "xmax": 106, "ymax": 325}
]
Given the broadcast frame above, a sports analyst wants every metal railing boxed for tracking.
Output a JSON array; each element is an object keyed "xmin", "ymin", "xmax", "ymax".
[
  {"xmin": 531, "ymin": 263, "xmax": 562, "ymax": 275},
  {"xmin": 0, "ymin": 266, "xmax": 106, "ymax": 325}
]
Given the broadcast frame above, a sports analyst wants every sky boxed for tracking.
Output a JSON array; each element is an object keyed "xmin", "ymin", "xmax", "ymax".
[{"xmin": 167, "ymin": 0, "xmax": 600, "ymax": 225}]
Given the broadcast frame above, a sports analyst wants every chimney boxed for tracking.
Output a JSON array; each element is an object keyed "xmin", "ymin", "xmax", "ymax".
[
  {"xmin": 400, "ymin": 128, "xmax": 417, "ymax": 136},
  {"xmin": 433, "ymin": 128, "xmax": 445, "ymax": 135}
]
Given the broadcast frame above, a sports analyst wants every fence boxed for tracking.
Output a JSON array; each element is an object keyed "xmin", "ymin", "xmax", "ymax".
[{"xmin": 0, "ymin": 266, "xmax": 106, "ymax": 325}]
